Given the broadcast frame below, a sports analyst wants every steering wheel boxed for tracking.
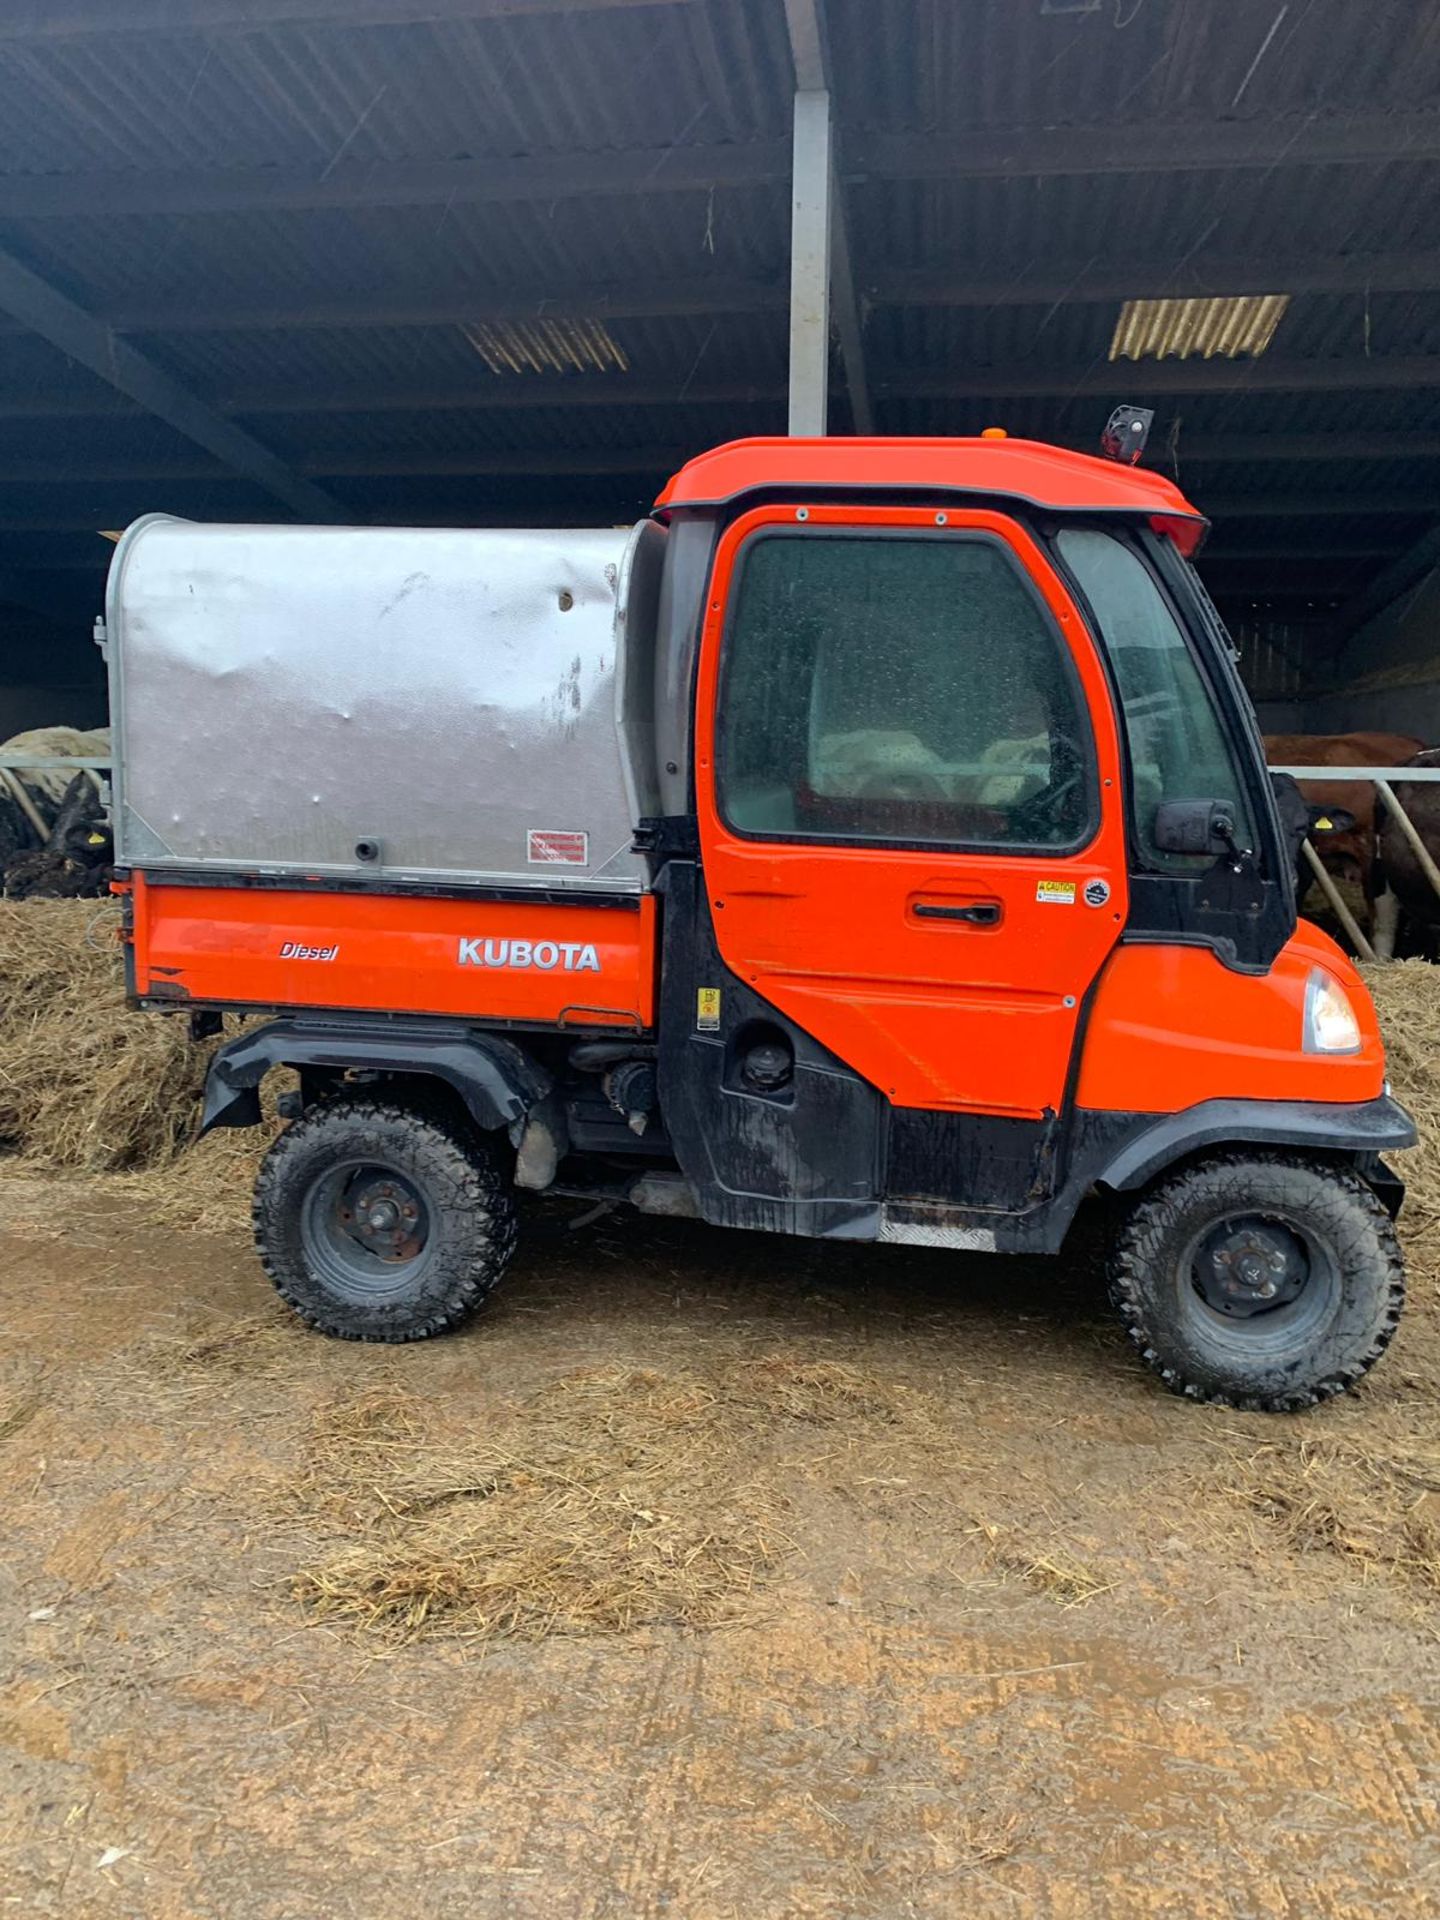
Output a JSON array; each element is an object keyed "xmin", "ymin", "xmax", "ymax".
[{"xmin": 1006, "ymin": 732, "xmax": 1085, "ymax": 840}]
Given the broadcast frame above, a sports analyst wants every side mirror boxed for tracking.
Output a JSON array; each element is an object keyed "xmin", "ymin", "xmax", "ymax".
[{"xmin": 1153, "ymin": 798, "xmax": 1237, "ymax": 857}]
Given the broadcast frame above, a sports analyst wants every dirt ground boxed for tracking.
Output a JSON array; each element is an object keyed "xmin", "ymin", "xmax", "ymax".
[{"xmin": 2, "ymin": 1174, "xmax": 1439, "ymax": 1920}]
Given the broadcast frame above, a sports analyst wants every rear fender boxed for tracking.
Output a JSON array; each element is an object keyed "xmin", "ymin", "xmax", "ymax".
[{"xmin": 200, "ymin": 1018, "xmax": 550, "ymax": 1135}]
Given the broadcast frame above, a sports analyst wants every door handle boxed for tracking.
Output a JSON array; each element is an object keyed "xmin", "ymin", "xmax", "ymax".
[{"xmin": 913, "ymin": 901, "xmax": 1002, "ymax": 926}]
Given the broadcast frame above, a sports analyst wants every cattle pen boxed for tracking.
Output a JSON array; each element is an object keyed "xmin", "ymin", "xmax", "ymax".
[{"xmin": 1270, "ymin": 759, "xmax": 1440, "ymax": 960}]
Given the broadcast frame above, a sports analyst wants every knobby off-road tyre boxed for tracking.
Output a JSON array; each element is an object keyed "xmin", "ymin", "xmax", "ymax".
[
  {"xmin": 253, "ymin": 1095, "xmax": 518, "ymax": 1342},
  {"xmin": 1109, "ymin": 1153, "xmax": 1404, "ymax": 1412}
]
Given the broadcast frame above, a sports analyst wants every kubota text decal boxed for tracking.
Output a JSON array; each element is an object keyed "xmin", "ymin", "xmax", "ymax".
[{"xmin": 457, "ymin": 937, "xmax": 601, "ymax": 972}]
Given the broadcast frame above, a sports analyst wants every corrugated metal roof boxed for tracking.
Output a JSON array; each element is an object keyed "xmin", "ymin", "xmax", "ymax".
[
  {"xmin": 856, "ymin": 158, "xmax": 1440, "ymax": 282},
  {"xmin": 1, "ymin": 0, "xmax": 1439, "ymax": 662},
  {"xmin": 5, "ymin": 184, "xmax": 791, "ymax": 319},
  {"xmin": 830, "ymin": 0, "xmax": 1440, "ymax": 132},
  {"xmin": 125, "ymin": 306, "xmax": 790, "ymax": 397},
  {"xmin": 0, "ymin": 2, "xmax": 789, "ymax": 175},
  {"xmin": 884, "ymin": 388, "xmax": 1440, "ymax": 442}
]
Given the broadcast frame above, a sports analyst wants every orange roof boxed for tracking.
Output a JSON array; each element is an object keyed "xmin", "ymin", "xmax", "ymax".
[{"xmin": 656, "ymin": 436, "xmax": 1206, "ymax": 548}]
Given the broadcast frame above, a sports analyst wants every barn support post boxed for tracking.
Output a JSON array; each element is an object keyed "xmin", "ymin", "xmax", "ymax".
[
  {"xmin": 788, "ymin": 88, "xmax": 832, "ymax": 437},
  {"xmin": 781, "ymin": 0, "xmax": 872, "ymax": 434}
]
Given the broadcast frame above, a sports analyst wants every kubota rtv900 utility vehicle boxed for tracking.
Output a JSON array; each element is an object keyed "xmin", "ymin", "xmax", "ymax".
[{"xmin": 103, "ymin": 429, "xmax": 1415, "ymax": 1410}]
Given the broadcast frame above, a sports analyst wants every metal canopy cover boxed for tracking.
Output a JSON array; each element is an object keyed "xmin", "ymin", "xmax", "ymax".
[{"xmin": 106, "ymin": 517, "xmax": 648, "ymax": 890}]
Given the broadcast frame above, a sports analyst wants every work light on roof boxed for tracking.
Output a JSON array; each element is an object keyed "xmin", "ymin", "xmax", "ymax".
[{"xmin": 1101, "ymin": 405, "xmax": 1154, "ymax": 465}]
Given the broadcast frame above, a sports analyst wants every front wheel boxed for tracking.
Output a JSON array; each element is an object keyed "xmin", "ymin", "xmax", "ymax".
[
  {"xmin": 253, "ymin": 1095, "xmax": 518, "ymax": 1341},
  {"xmin": 1109, "ymin": 1154, "xmax": 1404, "ymax": 1412}
]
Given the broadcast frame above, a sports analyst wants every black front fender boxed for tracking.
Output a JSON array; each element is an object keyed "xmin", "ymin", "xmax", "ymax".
[
  {"xmin": 200, "ymin": 1017, "xmax": 550, "ymax": 1134},
  {"xmin": 1093, "ymin": 1093, "xmax": 1417, "ymax": 1196}
]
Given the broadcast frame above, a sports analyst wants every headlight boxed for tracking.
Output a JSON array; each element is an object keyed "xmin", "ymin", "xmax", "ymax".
[{"xmin": 1304, "ymin": 968, "xmax": 1362, "ymax": 1055}]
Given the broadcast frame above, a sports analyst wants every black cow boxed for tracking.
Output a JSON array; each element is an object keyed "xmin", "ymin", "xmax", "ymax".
[
  {"xmin": 2, "ymin": 773, "xmax": 112, "ymax": 899},
  {"xmin": 1270, "ymin": 772, "xmax": 1356, "ymax": 896}
]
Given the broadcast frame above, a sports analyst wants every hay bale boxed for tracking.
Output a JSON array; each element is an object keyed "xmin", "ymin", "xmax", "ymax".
[
  {"xmin": 1361, "ymin": 961, "xmax": 1440, "ymax": 1280},
  {"xmin": 0, "ymin": 900, "xmax": 205, "ymax": 1171},
  {"xmin": 116, "ymin": 1115, "xmax": 276, "ymax": 1233},
  {"xmin": 0, "ymin": 897, "xmax": 281, "ymax": 1222}
]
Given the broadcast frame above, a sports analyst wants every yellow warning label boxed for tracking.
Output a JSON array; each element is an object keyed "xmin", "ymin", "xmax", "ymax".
[
  {"xmin": 696, "ymin": 986, "xmax": 721, "ymax": 1032},
  {"xmin": 1036, "ymin": 879, "xmax": 1077, "ymax": 905}
]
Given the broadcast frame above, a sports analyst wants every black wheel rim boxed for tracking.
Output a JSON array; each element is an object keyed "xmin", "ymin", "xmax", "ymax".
[
  {"xmin": 1183, "ymin": 1209, "xmax": 1340, "ymax": 1352},
  {"xmin": 301, "ymin": 1158, "xmax": 435, "ymax": 1303}
]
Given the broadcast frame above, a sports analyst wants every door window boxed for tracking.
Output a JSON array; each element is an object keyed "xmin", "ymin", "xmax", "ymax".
[
  {"xmin": 1056, "ymin": 529, "xmax": 1255, "ymax": 875},
  {"xmin": 717, "ymin": 531, "xmax": 1096, "ymax": 850}
]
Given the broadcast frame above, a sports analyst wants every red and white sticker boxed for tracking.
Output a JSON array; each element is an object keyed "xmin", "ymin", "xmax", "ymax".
[{"xmin": 527, "ymin": 828, "xmax": 589, "ymax": 867}]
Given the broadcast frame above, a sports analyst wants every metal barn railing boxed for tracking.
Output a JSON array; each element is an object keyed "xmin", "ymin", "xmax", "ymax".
[
  {"xmin": 0, "ymin": 753, "xmax": 111, "ymax": 844},
  {"xmin": 1271, "ymin": 763, "xmax": 1440, "ymax": 962}
]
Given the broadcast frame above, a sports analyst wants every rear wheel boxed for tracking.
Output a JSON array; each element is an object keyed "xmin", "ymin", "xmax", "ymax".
[
  {"xmin": 253, "ymin": 1095, "xmax": 518, "ymax": 1341},
  {"xmin": 1109, "ymin": 1154, "xmax": 1404, "ymax": 1411}
]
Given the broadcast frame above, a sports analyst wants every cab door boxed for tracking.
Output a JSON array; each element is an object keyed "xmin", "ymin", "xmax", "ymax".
[{"xmin": 695, "ymin": 505, "xmax": 1129, "ymax": 1123}]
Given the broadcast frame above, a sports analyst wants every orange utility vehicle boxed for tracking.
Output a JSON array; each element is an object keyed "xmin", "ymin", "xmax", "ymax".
[{"xmin": 104, "ymin": 423, "xmax": 1414, "ymax": 1410}]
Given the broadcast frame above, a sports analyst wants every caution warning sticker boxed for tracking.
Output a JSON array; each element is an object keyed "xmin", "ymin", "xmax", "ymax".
[
  {"xmin": 527, "ymin": 829, "xmax": 589, "ymax": 866},
  {"xmin": 696, "ymin": 987, "xmax": 721, "ymax": 1032},
  {"xmin": 1036, "ymin": 879, "xmax": 1077, "ymax": 906}
]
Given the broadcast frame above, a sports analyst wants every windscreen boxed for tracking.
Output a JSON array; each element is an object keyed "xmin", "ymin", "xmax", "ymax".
[{"xmin": 1057, "ymin": 528, "xmax": 1254, "ymax": 875}]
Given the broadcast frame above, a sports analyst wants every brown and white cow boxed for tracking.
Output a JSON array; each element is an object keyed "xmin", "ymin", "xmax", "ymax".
[
  {"xmin": 1376, "ymin": 746, "xmax": 1440, "ymax": 945},
  {"xmin": 1263, "ymin": 731, "xmax": 1427, "ymax": 956}
]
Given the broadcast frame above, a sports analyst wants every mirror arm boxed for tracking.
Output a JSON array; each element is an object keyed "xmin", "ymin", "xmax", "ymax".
[{"xmin": 1211, "ymin": 808, "xmax": 1255, "ymax": 871}]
